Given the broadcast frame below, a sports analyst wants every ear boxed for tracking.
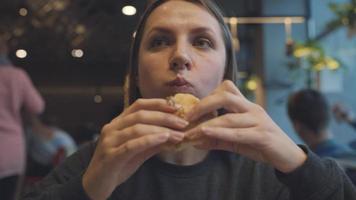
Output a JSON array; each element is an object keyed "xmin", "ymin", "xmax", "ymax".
[
  {"xmin": 292, "ymin": 120, "xmax": 303, "ymax": 133},
  {"xmin": 292, "ymin": 121, "xmax": 310, "ymax": 141}
]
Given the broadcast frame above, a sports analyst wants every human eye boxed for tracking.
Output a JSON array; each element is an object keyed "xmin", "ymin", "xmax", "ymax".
[
  {"xmin": 193, "ymin": 37, "xmax": 213, "ymax": 49},
  {"xmin": 149, "ymin": 35, "xmax": 170, "ymax": 49}
]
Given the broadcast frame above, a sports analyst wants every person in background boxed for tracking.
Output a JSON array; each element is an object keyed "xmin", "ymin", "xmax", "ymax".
[
  {"xmin": 333, "ymin": 103, "xmax": 356, "ymax": 150},
  {"xmin": 0, "ymin": 38, "xmax": 45, "ymax": 200},
  {"xmin": 287, "ymin": 89, "xmax": 355, "ymax": 158},
  {"xmin": 333, "ymin": 103, "xmax": 356, "ymax": 130},
  {"xmin": 25, "ymin": 113, "xmax": 77, "ymax": 178},
  {"xmin": 287, "ymin": 89, "xmax": 356, "ymax": 184},
  {"xmin": 23, "ymin": 1, "xmax": 356, "ymax": 199},
  {"xmin": 74, "ymin": 123, "xmax": 100, "ymax": 147}
]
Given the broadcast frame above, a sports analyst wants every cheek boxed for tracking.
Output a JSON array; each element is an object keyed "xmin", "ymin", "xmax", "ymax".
[
  {"xmin": 195, "ymin": 59, "xmax": 225, "ymax": 95},
  {"xmin": 199, "ymin": 67, "xmax": 223, "ymax": 86},
  {"xmin": 137, "ymin": 52, "xmax": 168, "ymax": 97},
  {"xmin": 138, "ymin": 54, "xmax": 161, "ymax": 82}
]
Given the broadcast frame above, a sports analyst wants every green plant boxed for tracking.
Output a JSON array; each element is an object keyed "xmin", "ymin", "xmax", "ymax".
[
  {"xmin": 292, "ymin": 41, "xmax": 341, "ymax": 71},
  {"xmin": 327, "ymin": 0, "xmax": 356, "ymax": 38}
]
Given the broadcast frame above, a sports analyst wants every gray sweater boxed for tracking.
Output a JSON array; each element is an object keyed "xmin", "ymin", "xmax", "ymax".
[{"xmin": 22, "ymin": 142, "xmax": 356, "ymax": 200}]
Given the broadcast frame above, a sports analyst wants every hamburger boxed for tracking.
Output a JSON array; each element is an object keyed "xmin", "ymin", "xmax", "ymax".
[
  {"xmin": 165, "ymin": 93, "xmax": 215, "ymax": 151},
  {"xmin": 167, "ymin": 93, "xmax": 200, "ymax": 120}
]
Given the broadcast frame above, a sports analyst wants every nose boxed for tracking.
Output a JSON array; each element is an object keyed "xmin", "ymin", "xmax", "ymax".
[{"xmin": 169, "ymin": 42, "xmax": 192, "ymax": 72}]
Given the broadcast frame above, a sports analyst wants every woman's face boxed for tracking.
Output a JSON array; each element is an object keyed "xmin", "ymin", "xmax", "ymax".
[{"xmin": 138, "ymin": 0, "xmax": 226, "ymax": 99}]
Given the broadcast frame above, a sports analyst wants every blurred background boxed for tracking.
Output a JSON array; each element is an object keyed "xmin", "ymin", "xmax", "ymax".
[{"xmin": 0, "ymin": 0, "xmax": 355, "ymax": 163}]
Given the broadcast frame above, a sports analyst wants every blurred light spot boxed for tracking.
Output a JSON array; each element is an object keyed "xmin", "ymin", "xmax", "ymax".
[
  {"xmin": 19, "ymin": 8, "xmax": 28, "ymax": 16},
  {"xmin": 229, "ymin": 17, "xmax": 238, "ymax": 25},
  {"xmin": 246, "ymin": 79, "xmax": 258, "ymax": 91},
  {"xmin": 16, "ymin": 49, "xmax": 27, "ymax": 58},
  {"xmin": 71, "ymin": 49, "xmax": 84, "ymax": 58},
  {"xmin": 75, "ymin": 25, "xmax": 86, "ymax": 34},
  {"xmin": 122, "ymin": 5, "xmax": 136, "ymax": 16},
  {"xmin": 13, "ymin": 28, "xmax": 24, "ymax": 37},
  {"xmin": 31, "ymin": 19, "xmax": 41, "ymax": 28},
  {"xmin": 94, "ymin": 95, "xmax": 103, "ymax": 103},
  {"xmin": 53, "ymin": 1, "xmax": 66, "ymax": 11},
  {"xmin": 284, "ymin": 17, "xmax": 292, "ymax": 25}
]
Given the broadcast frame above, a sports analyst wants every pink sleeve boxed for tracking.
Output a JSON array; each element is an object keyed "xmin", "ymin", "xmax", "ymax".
[{"xmin": 19, "ymin": 69, "xmax": 45, "ymax": 114}]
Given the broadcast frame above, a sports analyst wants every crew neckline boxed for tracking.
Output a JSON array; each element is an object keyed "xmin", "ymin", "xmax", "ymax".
[{"xmin": 147, "ymin": 151, "xmax": 219, "ymax": 178}]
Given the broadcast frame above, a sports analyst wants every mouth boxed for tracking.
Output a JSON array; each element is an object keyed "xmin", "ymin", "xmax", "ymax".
[
  {"xmin": 167, "ymin": 77, "xmax": 191, "ymax": 86},
  {"xmin": 166, "ymin": 77, "xmax": 194, "ymax": 94}
]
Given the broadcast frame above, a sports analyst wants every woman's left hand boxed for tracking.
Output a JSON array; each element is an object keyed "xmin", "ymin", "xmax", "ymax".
[{"xmin": 186, "ymin": 80, "xmax": 307, "ymax": 173}]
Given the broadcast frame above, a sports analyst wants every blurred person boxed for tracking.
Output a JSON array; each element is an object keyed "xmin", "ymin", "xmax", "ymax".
[
  {"xmin": 287, "ymin": 89, "xmax": 355, "ymax": 158},
  {"xmin": 288, "ymin": 89, "xmax": 356, "ymax": 185},
  {"xmin": 287, "ymin": 89, "xmax": 356, "ymax": 185},
  {"xmin": 0, "ymin": 39, "xmax": 45, "ymax": 200},
  {"xmin": 22, "ymin": 1, "xmax": 356, "ymax": 199},
  {"xmin": 333, "ymin": 103, "xmax": 356, "ymax": 130},
  {"xmin": 25, "ymin": 113, "xmax": 77, "ymax": 178},
  {"xmin": 333, "ymin": 103, "xmax": 356, "ymax": 150},
  {"xmin": 74, "ymin": 123, "xmax": 100, "ymax": 147}
]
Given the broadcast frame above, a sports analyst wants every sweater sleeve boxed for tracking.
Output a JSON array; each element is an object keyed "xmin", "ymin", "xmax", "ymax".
[
  {"xmin": 21, "ymin": 142, "xmax": 96, "ymax": 200},
  {"xmin": 275, "ymin": 145, "xmax": 356, "ymax": 200}
]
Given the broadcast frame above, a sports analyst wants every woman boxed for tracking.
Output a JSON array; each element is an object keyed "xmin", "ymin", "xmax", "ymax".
[
  {"xmin": 23, "ymin": 0, "xmax": 356, "ymax": 199},
  {"xmin": 0, "ymin": 39, "xmax": 45, "ymax": 200}
]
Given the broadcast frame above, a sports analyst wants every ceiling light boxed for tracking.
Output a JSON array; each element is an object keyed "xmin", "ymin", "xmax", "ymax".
[
  {"xmin": 94, "ymin": 95, "xmax": 103, "ymax": 103},
  {"xmin": 19, "ymin": 8, "xmax": 28, "ymax": 16},
  {"xmin": 122, "ymin": 5, "xmax": 136, "ymax": 16},
  {"xmin": 71, "ymin": 49, "xmax": 84, "ymax": 58},
  {"xmin": 16, "ymin": 49, "xmax": 27, "ymax": 58}
]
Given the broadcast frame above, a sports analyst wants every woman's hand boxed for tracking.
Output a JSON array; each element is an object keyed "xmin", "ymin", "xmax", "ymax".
[
  {"xmin": 82, "ymin": 99, "xmax": 188, "ymax": 200},
  {"xmin": 186, "ymin": 80, "xmax": 306, "ymax": 173}
]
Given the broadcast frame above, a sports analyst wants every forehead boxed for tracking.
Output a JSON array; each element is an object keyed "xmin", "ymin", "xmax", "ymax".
[{"xmin": 144, "ymin": 1, "xmax": 221, "ymax": 34}]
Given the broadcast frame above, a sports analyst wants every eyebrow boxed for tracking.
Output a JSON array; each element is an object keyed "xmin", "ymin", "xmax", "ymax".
[
  {"xmin": 191, "ymin": 27, "xmax": 217, "ymax": 35},
  {"xmin": 146, "ymin": 27, "xmax": 172, "ymax": 36},
  {"xmin": 146, "ymin": 26, "xmax": 217, "ymax": 37}
]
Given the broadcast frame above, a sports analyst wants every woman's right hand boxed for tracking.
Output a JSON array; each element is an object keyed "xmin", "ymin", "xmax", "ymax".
[{"xmin": 82, "ymin": 99, "xmax": 188, "ymax": 200}]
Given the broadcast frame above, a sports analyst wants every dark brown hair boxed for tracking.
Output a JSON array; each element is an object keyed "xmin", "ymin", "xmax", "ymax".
[
  {"xmin": 287, "ymin": 89, "xmax": 330, "ymax": 133},
  {"xmin": 124, "ymin": 0, "xmax": 237, "ymax": 107},
  {"xmin": 0, "ymin": 38, "xmax": 9, "ymax": 55}
]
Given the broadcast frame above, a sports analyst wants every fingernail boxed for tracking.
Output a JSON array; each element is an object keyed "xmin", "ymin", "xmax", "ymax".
[
  {"xmin": 171, "ymin": 131, "xmax": 184, "ymax": 141},
  {"xmin": 167, "ymin": 106, "xmax": 178, "ymax": 112},
  {"xmin": 158, "ymin": 132, "xmax": 170, "ymax": 141},
  {"xmin": 201, "ymin": 127, "xmax": 212, "ymax": 136},
  {"xmin": 176, "ymin": 119, "xmax": 189, "ymax": 128}
]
